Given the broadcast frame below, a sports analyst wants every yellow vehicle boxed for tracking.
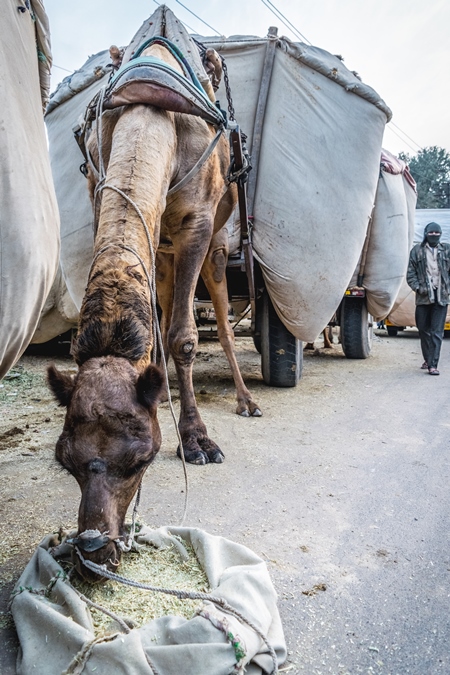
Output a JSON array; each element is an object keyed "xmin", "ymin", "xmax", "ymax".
[{"xmin": 385, "ymin": 318, "xmax": 450, "ymax": 337}]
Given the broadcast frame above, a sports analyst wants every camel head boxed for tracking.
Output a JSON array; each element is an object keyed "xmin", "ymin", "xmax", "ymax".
[{"xmin": 47, "ymin": 356, "xmax": 164, "ymax": 581}]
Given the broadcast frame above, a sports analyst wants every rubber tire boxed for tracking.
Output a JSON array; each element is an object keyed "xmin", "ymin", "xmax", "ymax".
[
  {"xmin": 340, "ymin": 296, "xmax": 373, "ymax": 359},
  {"xmin": 253, "ymin": 294, "xmax": 262, "ymax": 354},
  {"xmin": 386, "ymin": 326, "xmax": 399, "ymax": 337},
  {"xmin": 260, "ymin": 291, "xmax": 302, "ymax": 386}
]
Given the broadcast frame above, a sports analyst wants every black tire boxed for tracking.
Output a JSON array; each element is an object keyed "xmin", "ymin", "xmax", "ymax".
[
  {"xmin": 252, "ymin": 294, "xmax": 262, "ymax": 354},
  {"xmin": 260, "ymin": 291, "xmax": 302, "ymax": 386},
  {"xmin": 340, "ymin": 297, "xmax": 373, "ymax": 359},
  {"xmin": 253, "ymin": 334, "xmax": 262, "ymax": 353},
  {"xmin": 386, "ymin": 326, "xmax": 398, "ymax": 337}
]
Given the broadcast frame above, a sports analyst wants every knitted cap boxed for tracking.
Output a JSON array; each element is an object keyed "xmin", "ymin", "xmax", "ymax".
[{"xmin": 424, "ymin": 222, "xmax": 442, "ymax": 235}]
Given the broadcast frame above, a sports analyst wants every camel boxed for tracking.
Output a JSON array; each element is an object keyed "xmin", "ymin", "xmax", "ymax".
[
  {"xmin": 47, "ymin": 37, "xmax": 259, "ymax": 579},
  {"xmin": 305, "ymin": 326, "xmax": 334, "ymax": 350}
]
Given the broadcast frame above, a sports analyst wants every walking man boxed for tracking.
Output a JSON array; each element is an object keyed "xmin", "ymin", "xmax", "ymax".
[{"xmin": 407, "ymin": 222, "xmax": 450, "ymax": 375}]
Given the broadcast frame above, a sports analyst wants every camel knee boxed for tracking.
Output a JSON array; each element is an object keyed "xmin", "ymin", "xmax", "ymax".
[
  {"xmin": 211, "ymin": 248, "xmax": 227, "ymax": 283},
  {"xmin": 168, "ymin": 331, "xmax": 198, "ymax": 365}
]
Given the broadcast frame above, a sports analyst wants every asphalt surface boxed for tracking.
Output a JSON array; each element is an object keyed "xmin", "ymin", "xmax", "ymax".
[{"xmin": 1, "ymin": 327, "xmax": 449, "ymax": 674}]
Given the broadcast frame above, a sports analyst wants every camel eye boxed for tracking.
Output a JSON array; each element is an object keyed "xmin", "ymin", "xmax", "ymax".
[{"xmin": 130, "ymin": 459, "xmax": 151, "ymax": 475}]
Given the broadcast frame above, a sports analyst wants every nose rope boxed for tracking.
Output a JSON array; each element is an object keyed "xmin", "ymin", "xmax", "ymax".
[
  {"xmin": 116, "ymin": 480, "xmax": 141, "ymax": 552},
  {"xmin": 87, "ymin": 99, "xmax": 189, "ymax": 529},
  {"xmin": 86, "ymin": 196, "xmax": 189, "ymax": 531}
]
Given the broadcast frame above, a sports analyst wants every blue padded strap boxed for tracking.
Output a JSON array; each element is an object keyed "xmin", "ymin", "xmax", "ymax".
[
  {"xmin": 108, "ymin": 54, "xmax": 225, "ymax": 125},
  {"xmin": 131, "ymin": 36, "xmax": 204, "ymax": 93}
]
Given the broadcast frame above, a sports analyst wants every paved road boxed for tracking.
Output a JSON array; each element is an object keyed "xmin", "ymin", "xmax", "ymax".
[
  {"xmin": 141, "ymin": 328, "xmax": 450, "ymax": 673},
  {"xmin": 1, "ymin": 328, "xmax": 449, "ymax": 673}
]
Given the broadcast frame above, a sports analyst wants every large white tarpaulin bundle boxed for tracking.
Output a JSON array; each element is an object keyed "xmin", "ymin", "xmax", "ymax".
[
  {"xmin": 209, "ymin": 36, "xmax": 391, "ymax": 340},
  {"xmin": 349, "ymin": 150, "xmax": 417, "ymax": 320},
  {"xmin": 40, "ymin": 5, "xmax": 391, "ymax": 344},
  {"xmin": 0, "ymin": 0, "xmax": 59, "ymax": 375}
]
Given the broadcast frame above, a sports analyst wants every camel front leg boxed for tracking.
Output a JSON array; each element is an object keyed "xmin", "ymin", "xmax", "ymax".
[
  {"xmin": 201, "ymin": 232, "xmax": 262, "ymax": 417},
  {"xmin": 169, "ymin": 222, "xmax": 224, "ymax": 465},
  {"xmin": 156, "ymin": 250, "xmax": 174, "ymax": 364},
  {"xmin": 323, "ymin": 326, "xmax": 334, "ymax": 348}
]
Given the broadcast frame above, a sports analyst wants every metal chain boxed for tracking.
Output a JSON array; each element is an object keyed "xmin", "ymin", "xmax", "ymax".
[
  {"xmin": 192, "ymin": 36, "xmax": 236, "ymax": 123},
  {"xmin": 221, "ymin": 57, "xmax": 236, "ymax": 122}
]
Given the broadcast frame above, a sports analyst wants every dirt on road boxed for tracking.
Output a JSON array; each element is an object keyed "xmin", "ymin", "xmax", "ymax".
[{"xmin": 1, "ymin": 327, "xmax": 449, "ymax": 674}]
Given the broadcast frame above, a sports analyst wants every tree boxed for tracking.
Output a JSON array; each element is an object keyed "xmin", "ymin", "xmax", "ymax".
[{"xmin": 398, "ymin": 146, "xmax": 450, "ymax": 209}]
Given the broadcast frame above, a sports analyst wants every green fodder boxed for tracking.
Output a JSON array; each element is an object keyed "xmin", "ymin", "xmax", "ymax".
[{"xmin": 68, "ymin": 541, "xmax": 209, "ymax": 636}]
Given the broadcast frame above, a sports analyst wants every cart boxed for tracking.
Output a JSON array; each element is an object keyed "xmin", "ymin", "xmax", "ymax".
[{"xmin": 42, "ymin": 24, "xmax": 392, "ymax": 388}]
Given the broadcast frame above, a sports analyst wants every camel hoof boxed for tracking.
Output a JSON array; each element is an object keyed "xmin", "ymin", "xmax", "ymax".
[
  {"xmin": 177, "ymin": 441, "xmax": 224, "ymax": 465},
  {"xmin": 210, "ymin": 449, "xmax": 225, "ymax": 464},
  {"xmin": 177, "ymin": 446, "xmax": 208, "ymax": 465},
  {"xmin": 236, "ymin": 402, "xmax": 262, "ymax": 417}
]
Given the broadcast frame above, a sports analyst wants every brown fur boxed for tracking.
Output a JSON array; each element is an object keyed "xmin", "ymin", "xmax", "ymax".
[{"xmin": 48, "ymin": 43, "xmax": 261, "ymax": 580}]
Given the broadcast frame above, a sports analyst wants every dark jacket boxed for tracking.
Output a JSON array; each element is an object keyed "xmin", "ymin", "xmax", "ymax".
[{"xmin": 407, "ymin": 242, "xmax": 450, "ymax": 305}]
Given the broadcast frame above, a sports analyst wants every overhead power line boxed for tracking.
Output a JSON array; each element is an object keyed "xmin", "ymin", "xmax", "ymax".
[
  {"xmin": 384, "ymin": 124, "xmax": 421, "ymax": 154},
  {"xmin": 53, "ymin": 64, "xmax": 73, "ymax": 73},
  {"xmin": 174, "ymin": 0, "xmax": 222, "ymax": 36},
  {"xmin": 261, "ymin": 0, "xmax": 311, "ymax": 44},
  {"xmin": 390, "ymin": 121, "xmax": 423, "ymax": 151},
  {"xmin": 152, "ymin": 0, "xmax": 198, "ymax": 34}
]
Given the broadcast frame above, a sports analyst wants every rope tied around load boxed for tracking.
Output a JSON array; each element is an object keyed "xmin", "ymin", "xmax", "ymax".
[{"xmin": 9, "ymin": 570, "xmax": 67, "ymax": 607}]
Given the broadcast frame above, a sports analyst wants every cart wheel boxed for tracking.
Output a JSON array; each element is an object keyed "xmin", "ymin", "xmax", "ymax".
[
  {"xmin": 253, "ymin": 334, "xmax": 262, "ymax": 353},
  {"xmin": 260, "ymin": 291, "xmax": 302, "ymax": 386},
  {"xmin": 340, "ymin": 296, "xmax": 373, "ymax": 359},
  {"xmin": 386, "ymin": 326, "xmax": 398, "ymax": 337},
  {"xmin": 253, "ymin": 294, "xmax": 262, "ymax": 354}
]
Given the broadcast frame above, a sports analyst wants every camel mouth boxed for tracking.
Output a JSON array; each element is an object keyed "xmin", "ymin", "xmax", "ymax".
[{"xmin": 72, "ymin": 540, "xmax": 122, "ymax": 583}]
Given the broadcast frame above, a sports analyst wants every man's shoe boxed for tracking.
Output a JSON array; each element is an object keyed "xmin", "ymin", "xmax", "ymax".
[
  {"xmin": 421, "ymin": 361, "xmax": 428, "ymax": 369},
  {"xmin": 428, "ymin": 367, "xmax": 440, "ymax": 375}
]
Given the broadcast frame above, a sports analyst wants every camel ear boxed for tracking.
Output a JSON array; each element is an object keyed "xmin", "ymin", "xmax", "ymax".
[
  {"xmin": 47, "ymin": 365, "xmax": 75, "ymax": 407},
  {"xmin": 136, "ymin": 365, "xmax": 164, "ymax": 409}
]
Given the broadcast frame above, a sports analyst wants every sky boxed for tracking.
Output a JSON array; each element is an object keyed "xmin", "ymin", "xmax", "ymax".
[{"xmin": 43, "ymin": 0, "xmax": 449, "ymax": 157}]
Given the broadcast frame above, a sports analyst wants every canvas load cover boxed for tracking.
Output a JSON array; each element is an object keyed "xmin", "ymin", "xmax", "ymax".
[
  {"xmin": 0, "ymin": 0, "xmax": 59, "ymax": 373},
  {"xmin": 41, "ymin": 6, "xmax": 391, "ymax": 343},
  {"xmin": 11, "ymin": 527, "xmax": 286, "ymax": 675},
  {"xmin": 348, "ymin": 150, "xmax": 417, "ymax": 320}
]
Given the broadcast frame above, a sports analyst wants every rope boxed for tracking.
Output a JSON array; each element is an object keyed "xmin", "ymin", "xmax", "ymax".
[
  {"xmin": 75, "ymin": 549, "xmax": 279, "ymax": 674},
  {"xmin": 71, "ymin": 78, "xmax": 278, "ymax": 675},
  {"xmin": 86, "ymin": 239, "xmax": 189, "ymax": 529},
  {"xmin": 116, "ymin": 481, "xmax": 142, "ymax": 553},
  {"xmin": 61, "ymin": 633, "xmax": 122, "ymax": 675},
  {"xmin": 73, "ymin": 589, "xmax": 132, "ymax": 635},
  {"xmin": 167, "ymin": 127, "xmax": 223, "ymax": 195},
  {"xmin": 86, "ymin": 85, "xmax": 191, "ymax": 528},
  {"xmin": 88, "ymin": 88, "xmax": 229, "ymax": 529}
]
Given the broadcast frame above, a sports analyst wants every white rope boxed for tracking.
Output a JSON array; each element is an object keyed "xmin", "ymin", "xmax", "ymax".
[
  {"xmin": 84, "ymin": 84, "xmax": 191, "ymax": 527},
  {"xmin": 115, "ymin": 481, "xmax": 142, "ymax": 553},
  {"xmin": 87, "ymin": 186, "xmax": 190, "ymax": 528}
]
